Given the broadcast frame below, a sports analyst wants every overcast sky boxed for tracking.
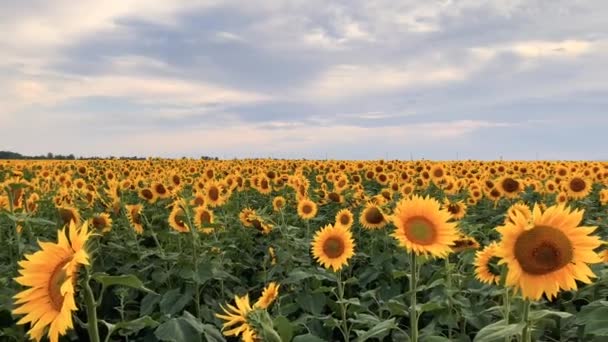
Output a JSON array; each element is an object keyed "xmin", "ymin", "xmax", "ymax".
[{"xmin": 1, "ymin": 1, "xmax": 607, "ymax": 160}]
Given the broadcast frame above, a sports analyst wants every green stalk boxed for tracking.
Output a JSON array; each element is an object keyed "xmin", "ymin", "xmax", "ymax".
[
  {"xmin": 183, "ymin": 203, "xmax": 201, "ymax": 319},
  {"xmin": 444, "ymin": 257, "xmax": 452, "ymax": 340},
  {"xmin": 521, "ymin": 299, "xmax": 531, "ymax": 342},
  {"xmin": 83, "ymin": 272, "xmax": 101, "ymax": 342},
  {"xmin": 6, "ymin": 188, "xmax": 22, "ymax": 262},
  {"xmin": 410, "ymin": 253, "xmax": 418, "ymax": 342},
  {"xmin": 336, "ymin": 271, "xmax": 350, "ymax": 342},
  {"xmin": 503, "ymin": 288, "xmax": 511, "ymax": 342}
]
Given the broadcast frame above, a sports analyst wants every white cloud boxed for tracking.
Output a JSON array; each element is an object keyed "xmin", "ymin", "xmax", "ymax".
[
  {"xmin": 472, "ymin": 39, "xmax": 597, "ymax": 61},
  {"xmin": 4, "ymin": 73, "xmax": 270, "ymax": 113},
  {"xmin": 299, "ymin": 63, "xmax": 468, "ymax": 100}
]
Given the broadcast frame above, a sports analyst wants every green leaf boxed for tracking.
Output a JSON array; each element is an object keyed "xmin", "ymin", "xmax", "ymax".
[
  {"xmin": 292, "ymin": 333, "xmax": 326, "ymax": 342},
  {"xmin": 160, "ymin": 288, "xmax": 193, "ymax": 316},
  {"xmin": 336, "ymin": 298, "xmax": 361, "ymax": 307},
  {"xmin": 473, "ymin": 320, "xmax": 525, "ymax": 342},
  {"xmin": 353, "ymin": 318, "xmax": 397, "ymax": 342},
  {"xmin": 140, "ymin": 293, "xmax": 161, "ymax": 316},
  {"xmin": 195, "ymin": 260, "xmax": 214, "ymax": 284},
  {"xmin": 92, "ymin": 273, "xmax": 155, "ymax": 293},
  {"xmin": 575, "ymin": 300, "xmax": 608, "ymax": 336},
  {"xmin": 274, "ymin": 315, "xmax": 294, "ymax": 342},
  {"xmin": 528, "ymin": 309, "xmax": 573, "ymax": 321},
  {"xmin": 285, "ymin": 269, "xmax": 313, "ymax": 283},
  {"xmin": 113, "ymin": 316, "xmax": 158, "ymax": 335},
  {"xmin": 419, "ymin": 301, "xmax": 444, "ymax": 314},
  {"xmin": 296, "ymin": 292, "xmax": 326, "ymax": 315},
  {"xmin": 201, "ymin": 324, "xmax": 226, "ymax": 342},
  {"xmin": 4, "ymin": 213, "xmax": 56, "ymax": 226},
  {"xmin": 154, "ymin": 317, "xmax": 202, "ymax": 342}
]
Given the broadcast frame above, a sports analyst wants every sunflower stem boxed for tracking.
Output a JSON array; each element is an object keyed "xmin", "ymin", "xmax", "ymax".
[
  {"xmin": 409, "ymin": 252, "xmax": 418, "ymax": 342},
  {"xmin": 521, "ymin": 299, "xmax": 531, "ymax": 342},
  {"xmin": 184, "ymin": 201, "xmax": 202, "ymax": 320},
  {"xmin": 444, "ymin": 257, "xmax": 453, "ymax": 340},
  {"xmin": 83, "ymin": 272, "xmax": 101, "ymax": 342},
  {"xmin": 6, "ymin": 187, "xmax": 22, "ymax": 264},
  {"xmin": 336, "ymin": 271, "xmax": 350, "ymax": 342},
  {"xmin": 143, "ymin": 214, "xmax": 165, "ymax": 258},
  {"xmin": 503, "ymin": 288, "xmax": 511, "ymax": 342}
]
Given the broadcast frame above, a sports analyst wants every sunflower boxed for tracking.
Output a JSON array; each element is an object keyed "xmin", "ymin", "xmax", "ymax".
[
  {"xmin": 497, "ymin": 176, "xmax": 523, "ymax": 199},
  {"xmin": 215, "ymin": 294, "xmax": 257, "ymax": 342},
  {"xmin": 600, "ymin": 189, "xmax": 608, "ymax": 205},
  {"xmin": 151, "ymin": 182, "xmax": 170, "ymax": 199},
  {"xmin": 57, "ymin": 205, "xmax": 81, "ymax": 227},
  {"xmin": 359, "ymin": 203, "xmax": 388, "ymax": 230},
  {"xmin": 474, "ymin": 242, "xmax": 502, "ymax": 285},
  {"xmin": 442, "ymin": 199, "xmax": 467, "ymax": 220},
  {"xmin": 168, "ymin": 205, "xmax": 190, "ymax": 233},
  {"xmin": 599, "ymin": 250, "xmax": 608, "ymax": 263},
  {"xmin": 268, "ymin": 246, "xmax": 277, "ymax": 265},
  {"xmin": 194, "ymin": 206, "xmax": 215, "ymax": 234},
  {"xmin": 430, "ymin": 164, "xmax": 446, "ymax": 184},
  {"xmin": 239, "ymin": 208, "xmax": 257, "ymax": 227},
  {"xmin": 556, "ymin": 192, "xmax": 568, "ymax": 205},
  {"xmin": 391, "ymin": 195, "xmax": 459, "ymax": 258},
  {"xmin": 505, "ymin": 202, "xmax": 532, "ymax": 224},
  {"xmin": 272, "ymin": 196, "xmax": 286, "ymax": 212},
  {"xmin": 138, "ymin": 188, "xmax": 157, "ymax": 204},
  {"xmin": 125, "ymin": 204, "xmax": 144, "ymax": 234},
  {"xmin": 190, "ymin": 192, "xmax": 206, "ymax": 207},
  {"xmin": 496, "ymin": 204, "xmax": 602, "ymax": 300},
  {"xmin": 311, "ymin": 224, "xmax": 355, "ymax": 272},
  {"xmin": 451, "ymin": 236, "xmax": 480, "ymax": 253},
  {"xmin": 13, "ymin": 221, "xmax": 92, "ymax": 342},
  {"xmin": 26, "ymin": 193, "xmax": 40, "ymax": 213},
  {"xmin": 90, "ymin": 213, "xmax": 112, "ymax": 233},
  {"xmin": 204, "ymin": 180, "xmax": 227, "ymax": 208},
  {"xmin": 254, "ymin": 282, "xmax": 280, "ymax": 309},
  {"xmin": 335, "ymin": 208, "xmax": 354, "ymax": 230},
  {"xmin": 297, "ymin": 198, "xmax": 318, "ymax": 220},
  {"xmin": 0, "ymin": 195, "xmax": 9, "ymax": 210},
  {"xmin": 564, "ymin": 174, "xmax": 591, "ymax": 199}
]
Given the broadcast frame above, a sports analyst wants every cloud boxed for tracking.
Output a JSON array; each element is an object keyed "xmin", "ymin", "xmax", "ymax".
[{"xmin": 299, "ymin": 62, "xmax": 469, "ymax": 100}]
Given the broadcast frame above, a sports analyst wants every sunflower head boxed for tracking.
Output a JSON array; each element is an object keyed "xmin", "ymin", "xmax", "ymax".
[
  {"xmin": 215, "ymin": 294, "xmax": 257, "ymax": 341},
  {"xmin": 496, "ymin": 204, "xmax": 603, "ymax": 300},
  {"xmin": 505, "ymin": 202, "xmax": 532, "ymax": 224},
  {"xmin": 125, "ymin": 204, "xmax": 144, "ymax": 234},
  {"xmin": 359, "ymin": 203, "xmax": 388, "ymax": 230},
  {"xmin": 451, "ymin": 236, "xmax": 480, "ymax": 253},
  {"xmin": 168, "ymin": 205, "xmax": 190, "ymax": 233},
  {"xmin": 254, "ymin": 282, "xmax": 280, "ymax": 309},
  {"xmin": 311, "ymin": 224, "xmax": 356, "ymax": 272},
  {"xmin": 90, "ymin": 213, "xmax": 113, "ymax": 233},
  {"xmin": 272, "ymin": 196, "xmax": 286, "ymax": 211},
  {"xmin": 13, "ymin": 221, "xmax": 92, "ymax": 342},
  {"xmin": 391, "ymin": 195, "xmax": 459, "ymax": 258},
  {"xmin": 335, "ymin": 208, "xmax": 354, "ymax": 230},
  {"xmin": 297, "ymin": 198, "xmax": 318, "ymax": 220},
  {"xmin": 474, "ymin": 242, "xmax": 502, "ymax": 285}
]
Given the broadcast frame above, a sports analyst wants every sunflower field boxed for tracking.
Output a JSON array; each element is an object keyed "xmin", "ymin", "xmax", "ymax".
[{"xmin": 1, "ymin": 159, "xmax": 608, "ymax": 342}]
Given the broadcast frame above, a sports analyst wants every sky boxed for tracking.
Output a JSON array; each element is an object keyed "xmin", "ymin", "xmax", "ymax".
[{"xmin": 1, "ymin": 0, "xmax": 607, "ymax": 160}]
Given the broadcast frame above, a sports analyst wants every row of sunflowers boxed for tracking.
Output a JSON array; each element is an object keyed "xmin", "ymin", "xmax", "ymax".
[{"xmin": 1, "ymin": 159, "xmax": 608, "ymax": 341}]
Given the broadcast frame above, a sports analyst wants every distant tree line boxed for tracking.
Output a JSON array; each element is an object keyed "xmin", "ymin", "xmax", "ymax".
[{"xmin": 0, "ymin": 151, "xmax": 218, "ymax": 160}]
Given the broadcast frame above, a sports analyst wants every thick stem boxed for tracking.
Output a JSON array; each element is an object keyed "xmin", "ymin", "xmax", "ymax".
[
  {"xmin": 336, "ymin": 272, "xmax": 350, "ymax": 342},
  {"xmin": 410, "ymin": 253, "xmax": 418, "ymax": 342},
  {"xmin": 184, "ymin": 204, "xmax": 201, "ymax": 319},
  {"xmin": 503, "ymin": 288, "xmax": 511, "ymax": 342},
  {"xmin": 521, "ymin": 299, "xmax": 531, "ymax": 342},
  {"xmin": 83, "ymin": 274, "xmax": 101, "ymax": 342},
  {"xmin": 444, "ymin": 257, "xmax": 452, "ymax": 340}
]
